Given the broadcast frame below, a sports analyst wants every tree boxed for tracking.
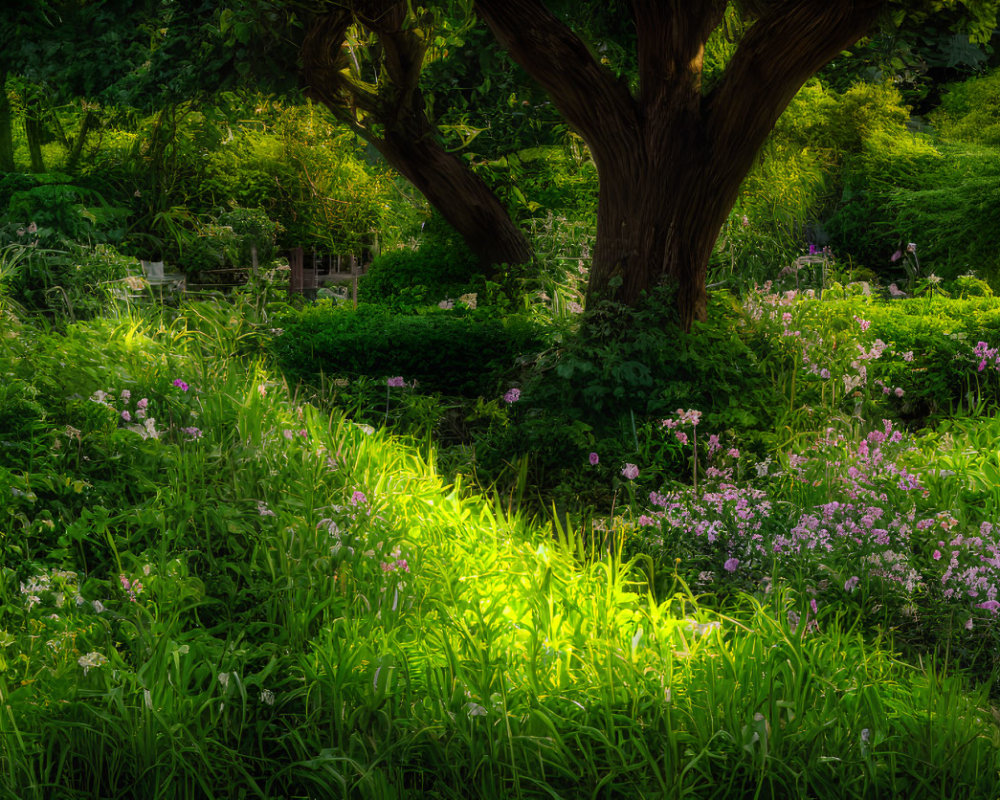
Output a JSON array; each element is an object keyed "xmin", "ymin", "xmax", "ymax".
[
  {"xmin": 474, "ymin": 0, "xmax": 1000, "ymax": 329},
  {"xmin": 298, "ymin": 1, "xmax": 531, "ymax": 267}
]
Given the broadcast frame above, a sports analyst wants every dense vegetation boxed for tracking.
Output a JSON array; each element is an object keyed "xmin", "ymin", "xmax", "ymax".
[{"xmin": 3, "ymin": 5, "xmax": 1000, "ymax": 798}]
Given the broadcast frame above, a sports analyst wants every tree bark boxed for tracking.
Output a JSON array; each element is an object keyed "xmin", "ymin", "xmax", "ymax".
[
  {"xmin": 24, "ymin": 109, "xmax": 45, "ymax": 174},
  {"xmin": 0, "ymin": 71, "xmax": 14, "ymax": 172},
  {"xmin": 477, "ymin": 0, "xmax": 884, "ymax": 329},
  {"xmin": 301, "ymin": 6, "xmax": 531, "ymax": 269}
]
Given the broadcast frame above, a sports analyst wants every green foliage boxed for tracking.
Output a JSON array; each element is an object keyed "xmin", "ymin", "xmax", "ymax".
[
  {"xmin": 271, "ymin": 302, "xmax": 547, "ymax": 397},
  {"xmin": 931, "ymin": 67, "xmax": 1000, "ymax": 147},
  {"xmin": 359, "ymin": 215, "xmax": 481, "ymax": 308}
]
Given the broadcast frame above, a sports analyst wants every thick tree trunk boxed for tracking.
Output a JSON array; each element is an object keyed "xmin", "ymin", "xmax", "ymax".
[
  {"xmin": 301, "ymin": 8, "xmax": 531, "ymax": 269},
  {"xmin": 0, "ymin": 71, "xmax": 13, "ymax": 173},
  {"xmin": 477, "ymin": 0, "xmax": 884, "ymax": 329},
  {"xmin": 373, "ymin": 126, "xmax": 532, "ymax": 267}
]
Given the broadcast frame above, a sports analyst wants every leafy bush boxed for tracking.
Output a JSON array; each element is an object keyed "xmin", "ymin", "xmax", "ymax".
[
  {"xmin": 931, "ymin": 66, "xmax": 1000, "ymax": 147},
  {"xmin": 271, "ymin": 302, "xmax": 548, "ymax": 396},
  {"xmin": 359, "ymin": 215, "xmax": 481, "ymax": 307}
]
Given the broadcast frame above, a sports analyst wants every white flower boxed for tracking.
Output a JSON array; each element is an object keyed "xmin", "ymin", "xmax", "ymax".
[{"xmin": 78, "ymin": 651, "xmax": 108, "ymax": 675}]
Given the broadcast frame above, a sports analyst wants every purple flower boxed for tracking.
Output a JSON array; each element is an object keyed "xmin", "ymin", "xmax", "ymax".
[
  {"xmin": 621, "ymin": 463, "xmax": 639, "ymax": 480},
  {"xmin": 503, "ymin": 388, "xmax": 521, "ymax": 404},
  {"xmin": 890, "ymin": 250, "xmax": 903, "ymax": 262},
  {"xmin": 350, "ymin": 491, "xmax": 367, "ymax": 505},
  {"xmin": 977, "ymin": 600, "xmax": 1000, "ymax": 613},
  {"xmin": 387, "ymin": 376, "xmax": 405, "ymax": 388},
  {"xmin": 121, "ymin": 410, "xmax": 131, "ymax": 422},
  {"xmin": 181, "ymin": 426, "xmax": 202, "ymax": 440},
  {"xmin": 844, "ymin": 576, "xmax": 860, "ymax": 592},
  {"xmin": 723, "ymin": 557, "xmax": 739, "ymax": 573},
  {"xmin": 589, "ymin": 452, "xmax": 599, "ymax": 466},
  {"xmin": 172, "ymin": 379, "xmax": 189, "ymax": 392}
]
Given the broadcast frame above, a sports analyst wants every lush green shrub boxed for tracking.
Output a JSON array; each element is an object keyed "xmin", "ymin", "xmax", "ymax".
[
  {"xmin": 931, "ymin": 66, "xmax": 1000, "ymax": 147},
  {"xmin": 271, "ymin": 302, "xmax": 548, "ymax": 396},
  {"xmin": 359, "ymin": 215, "xmax": 481, "ymax": 308}
]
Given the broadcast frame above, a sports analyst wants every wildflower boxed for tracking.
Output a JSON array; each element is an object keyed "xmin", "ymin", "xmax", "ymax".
[
  {"xmin": 589, "ymin": 452, "xmax": 599, "ymax": 466},
  {"xmin": 810, "ymin": 598, "xmax": 818, "ymax": 614},
  {"xmin": 566, "ymin": 301, "xmax": 584, "ymax": 314},
  {"xmin": 741, "ymin": 215, "xmax": 749, "ymax": 227},
  {"xmin": 675, "ymin": 431, "xmax": 688, "ymax": 445},
  {"xmin": 282, "ymin": 429, "xmax": 294, "ymax": 440},
  {"xmin": 622, "ymin": 463, "xmax": 639, "ymax": 480},
  {"xmin": 890, "ymin": 250, "xmax": 903, "ymax": 262},
  {"xmin": 727, "ymin": 448, "xmax": 740, "ymax": 459},
  {"xmin": 438, "ymin": 299, "xmax": 454, "ymax": 310},
  {"xmin": 888, "ymin": 283, "xmax": 907, "ymax": 298},
  {"xmin": 260, "ymin": 688, "xmax": 275, "ymax": 706},
  {"xmin": 906, "ymin": 242, "xmax": 917, "ymax": 253},
  {"xmin": 707, "ymin": 434, "xmax": 721, "ymax": 456},
  {"xmin": 894, "ymin": 387, "xmax": 904, "ymax": 398},
  {"xmin": 932, "ymin": 550, "xmax": 941, "ymax": 561},
  {"xmin": 78, "ymin": 651, "xmax": 108, "ymax": 675},
  {"xmin": 387, "ymin": 376, "xmax": 406, "ymax": 388},
  {"xmin": 860, "ymin": 728, "xmax": 870, "ymax": 743},
  {"xmin": 121, "ymin": 410, "xmax": 131, "ymax": 422},
  {"xmin": 172, "ymin": 379, "xmax": 189, "ymax": 391},
  {"xmin": 977, "ymin": 600, "xmax": 1000, "ymax": 613},
  {"xmin": 966, "ymin": 618, "xmax": 974, "ymax": 630},
  {"xmin": 503, "ymin": 388, "xmax": 521, "ymax": 404},
  {"xmin": 723, "ymin": 557, "xmax": 739, "ymax": 572},
  {"xmin": 256, "ymin": 501, "xmax": 276, "ymax": 517},
  {"xmin": 27, "ymin": 221, "xmax": 37, "ymax": 234},
  {"xmin": 902, "ymin": 351, "xmax": 914, "ymax": 362},
  {"xmin": 844, "ymin": 576, "xmax": 860, "ymax": 592},
  {"xmin": 350, "ymin": 491, "xmax": 368, "ymax": 505},
  {"xmin": 181, "ymin": 427, "xmax": 202, "ymax": 440},
  {"xmin": 121, "ymin": 389, "xmax": 131, "ymax": 400}
]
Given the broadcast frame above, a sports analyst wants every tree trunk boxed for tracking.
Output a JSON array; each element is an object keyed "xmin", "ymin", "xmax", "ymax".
[
  {"xmin": 301, "ymin": 8, "xmax": 531, "ymax": 269},
  {"xmin": 477, "ymin": 0, "xmax": 883, "ymax": 329},
  {"xmin": 0, "ymin": 71, "xmax": 14, "ymax": 172},
  {"xmin": 24, "ymin": 106, "xmax": 45, "ymax": 174},
  {"xmin": 66, "ymin": 109, "xmax": 96, "ymax": 172}
]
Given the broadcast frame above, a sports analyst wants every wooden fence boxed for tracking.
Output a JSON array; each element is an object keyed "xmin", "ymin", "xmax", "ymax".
[{"xmin": 288, "ymin": 247, "xmax": 365, "ymax": 304}]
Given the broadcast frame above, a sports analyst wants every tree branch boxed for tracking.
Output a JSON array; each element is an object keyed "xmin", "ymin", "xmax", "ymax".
[
  {"xmin": 474, "ymin": 0, "xmax": 637, "ymax": 162},
  {"xmin": 706, "ymin": 0, "xmax": 884, "ymax": 185},
  {"xmin": 631, "ymin": 0, "xmax": 726, "ymax": 105}
]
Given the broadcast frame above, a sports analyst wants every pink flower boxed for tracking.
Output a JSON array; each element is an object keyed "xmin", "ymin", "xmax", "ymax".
[
  {"xmin": 723, "ymin": 557, "xmax": 739, "ymax": 573},
  {"xmin": 503, "ymin": 388, "xmax": 521, "ymax": 404},
  {"xmin": 894, "ymin": 387, "xmax": 904, "ymax": 398},
  {"xmin": 976, "ymin": 600, "xmax": 1000, "ymax": 613},
  {"xmin": 350, "ymin": 491, "xmax": 367, "ymax": 505},
  {"xmin": 844, "ymin": 576, "xmax": 860, "ymax": 592},
  {"xmin": 932, "ymin": 550, "xmax": 942, "ymax": 561},
  {"xmin": 810, "ymin": 599, "xmax": 818, "ymax": 614},
  {"xmin": 622, "ymin": 463, "xmax": 639, "ymax": 480},
  {"xmin": 137, "ymin": 398, "xmax": 148, "ymax": 410},
  {"xmin": 387, "ymin": 376, "xmax": 405, "ymax": 388},
  {"xmin": 890, "ymin": 250, "xmax": 903, "ymax": 262},
  {"xmin": 675, "ymin": 431, "xmax": 688, "ymax": 445},
  {"xmin": 121, "ymin": 410, "xmax": 131, "ymax": 422},
  {"xmin": 181, "ymin": 427, "xmax": 202, "ymax": 440},
  {"xmin": 589, "ymin": 452, "xmax": 599, "ymax": 466},
  {"xmin": 727, "ymin": 448, "xmax": 740, "ymax": 459},
  {"xmin": 172, "ymin": 379, "xmax": 189, "ymax": 392}
]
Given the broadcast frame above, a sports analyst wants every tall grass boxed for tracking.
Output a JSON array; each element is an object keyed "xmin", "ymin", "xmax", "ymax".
[{"xmin": 1, "ymin": 296, "xmax": 998, "ymax": 798}]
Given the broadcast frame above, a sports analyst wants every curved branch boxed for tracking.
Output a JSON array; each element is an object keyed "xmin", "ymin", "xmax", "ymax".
[
  {"xmin": 474, "ymin": 0, "xmax": 637, "ymax": 163},
  {"xmin": 706, "ymin": 0, "xmax": 884, "ymax": 184}
]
